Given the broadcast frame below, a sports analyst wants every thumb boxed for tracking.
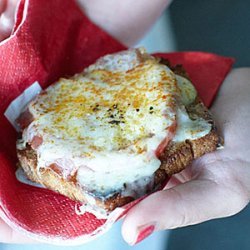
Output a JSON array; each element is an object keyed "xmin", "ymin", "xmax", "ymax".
[{"xmin": 121, "ymin": 178, "xmax": 248, "ymax": 245}]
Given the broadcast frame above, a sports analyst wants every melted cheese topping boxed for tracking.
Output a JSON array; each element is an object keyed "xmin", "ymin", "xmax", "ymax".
[
  {"xmin": 174, "ymin": 75, "xmax": 211, "ymax": 142},
  {"xmin": 21, "ymin": 48, "xmax": 211, "ymax": 198},
  {"xmin": 176, "ymin": 75, "xmax": 197, "ymax": 106}
]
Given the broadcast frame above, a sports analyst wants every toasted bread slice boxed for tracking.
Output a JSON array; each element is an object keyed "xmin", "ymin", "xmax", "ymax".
[
  {"xmin": 17, "ymin": 98, "xmax": 218, "ymax": 212},
  {"xmin": 16, "ymin": 49, "xmax": 219, "ymax": 214}
]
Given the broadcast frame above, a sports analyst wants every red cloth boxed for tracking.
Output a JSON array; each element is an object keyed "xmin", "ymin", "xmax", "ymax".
[{"xmin": 0, "ymin": 0, "xmax": 234, "ymax": 244}]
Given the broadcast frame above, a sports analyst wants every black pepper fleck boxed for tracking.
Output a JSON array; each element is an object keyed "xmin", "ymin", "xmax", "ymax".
[
  {"xmin": 108, "ymin": 120, "xmax": 124, "ymax": 125},
  {"xmin": 136, "ymin": 108, "xmax": 140, "ymax": 112},
  {"xmin": 93, "ymin": 105, "xmax": 99, "ymax": 112}
]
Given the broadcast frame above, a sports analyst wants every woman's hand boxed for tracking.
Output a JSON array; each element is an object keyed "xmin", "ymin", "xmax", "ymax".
[{"xmin": 122, "ymin": 68, "xmax": 250, "ymax": 245}]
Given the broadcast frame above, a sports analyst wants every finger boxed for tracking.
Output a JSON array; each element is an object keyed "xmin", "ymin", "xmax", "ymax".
[
  {"xmin": 122, "ymin": 177, "xmax": 248, "ymax": 245},
  {"xmin": 0, "ymin": 219, "xmax": 38, "ymax": 244},
  {"xmin": 0, "ymin": 0, "xmax": 18, "ymax": 42},
  {"xmin": 5, "ymin": 0, "xmax": 19, "ymax": 16},
  {"xmin": 0, "ymin": 13, "xmax": 13, "ymax": 41},
  {"xmin": 0, "ymin": 0, "xmax": 7, "ymax": 14}
]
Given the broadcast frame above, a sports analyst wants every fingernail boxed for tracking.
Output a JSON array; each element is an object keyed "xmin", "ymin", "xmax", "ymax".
[{"xmin": 130, "ymin": 224, "xmax": 155, "ymax": 245}]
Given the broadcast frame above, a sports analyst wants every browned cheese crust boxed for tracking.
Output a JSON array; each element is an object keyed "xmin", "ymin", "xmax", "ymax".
[{"xmin": 16, "ymin": 62, "xmax": 220, "ymax": 212}]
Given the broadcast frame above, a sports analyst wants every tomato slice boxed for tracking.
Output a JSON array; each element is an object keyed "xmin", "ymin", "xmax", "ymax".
[
  {"xmin": 16, "ymin": 109, "xmax": 34, "ymax": 130},
  {"xmin": 31, "ymin": 135, "xmax": 43, "ymax": 149},
  {"xmin": 155, "ymin": 118, "xmax": 177, "ymax": 158}
]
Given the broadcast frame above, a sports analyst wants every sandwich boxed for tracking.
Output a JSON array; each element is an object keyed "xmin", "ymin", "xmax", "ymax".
[{"xmin": 16, "ymin": 48, "xmax": 219, "ymax": 217}]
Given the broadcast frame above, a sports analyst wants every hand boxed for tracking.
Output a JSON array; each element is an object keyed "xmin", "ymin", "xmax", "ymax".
[
  {"xmin": 0, "ymin": 0, "xmax": 19, "ymax": 42},
  {"xmin": 122, "ymin": 68, "xmax": 250, "ymax": 245}
]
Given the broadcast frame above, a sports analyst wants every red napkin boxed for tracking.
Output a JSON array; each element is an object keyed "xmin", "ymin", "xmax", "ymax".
[{"xmin": 0, "ymin": 0, "xmax": 234, "ymax": 245}]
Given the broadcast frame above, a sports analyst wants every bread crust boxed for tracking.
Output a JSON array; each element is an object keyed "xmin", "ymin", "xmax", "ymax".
[{"xmin": 16, "ymin": 59, "xmax": 220, "ymax": 212}]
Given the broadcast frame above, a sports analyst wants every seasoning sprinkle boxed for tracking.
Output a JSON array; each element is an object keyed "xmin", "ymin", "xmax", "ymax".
[{"xmin": 108, "ymin": 120, "xmax": 124, "ymax": 125}]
